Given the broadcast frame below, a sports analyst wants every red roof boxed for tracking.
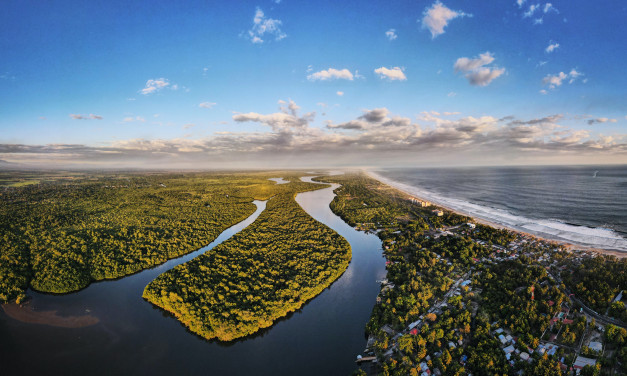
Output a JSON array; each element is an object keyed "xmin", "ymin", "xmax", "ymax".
[
  {"xmin": 548, "ymin": 300, "xmax": 555, "ymax": 306},
  {"xmin": 562, "ymin": 319, "xmax": 573, "ymax": 325},
  {"xmin": 410, "ymin": 328, "xmax": 418, "ymax": 335}
]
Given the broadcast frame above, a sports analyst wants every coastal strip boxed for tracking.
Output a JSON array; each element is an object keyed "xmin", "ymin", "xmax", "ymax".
[{"xmin": 364, "ymin": 170, "xmax": 626, "ymax": 259}]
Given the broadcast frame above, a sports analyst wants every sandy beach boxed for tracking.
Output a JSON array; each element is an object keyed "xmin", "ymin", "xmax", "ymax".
[
  {"xmin": 1, "ymin": 302, "xmax": 99, "ymax": 328},
  {"xmin": 363, "ymin": 170, "xmax": 627, "ymax": 259}
]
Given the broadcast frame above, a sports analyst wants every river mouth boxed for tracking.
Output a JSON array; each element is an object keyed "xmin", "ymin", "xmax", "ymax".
[{"xmin": 1, "ymin": 179, "xmax": 385, "ymax": 376}]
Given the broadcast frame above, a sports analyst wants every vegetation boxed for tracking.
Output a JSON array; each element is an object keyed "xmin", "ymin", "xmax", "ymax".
[
  {"xmin": 143, "ymin": 190, "xmax": 350, "ymax": 341},
  {"xmin": 561, "ymin": 255, "xmax": 627, "ymax": 315},
  {"xmin": 0, "ymin": 171, "xmax": 322, "ymax": 302},
  {"xmin": 476, "ymin": 258, "xmax": 566, "ymax": 337},
  {"xmin": 319, "ymin": 172, "xmax": 626, "ymax": 376}
]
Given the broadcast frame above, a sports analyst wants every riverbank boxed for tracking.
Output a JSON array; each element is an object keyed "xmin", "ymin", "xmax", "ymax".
[{"xmin": 364, "ymin": 170, "xmax": 626, "ymax": 259}]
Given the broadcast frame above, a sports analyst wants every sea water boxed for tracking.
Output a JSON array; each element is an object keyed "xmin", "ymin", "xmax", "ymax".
[{"xmin": 374, "ymin": 165, "xmax": 627, "ymax": 253}]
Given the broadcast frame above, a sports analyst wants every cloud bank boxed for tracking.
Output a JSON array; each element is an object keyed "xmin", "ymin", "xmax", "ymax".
[{"xmin": 4, "ymin": 102, "xmax": 625, "ymax": 168}]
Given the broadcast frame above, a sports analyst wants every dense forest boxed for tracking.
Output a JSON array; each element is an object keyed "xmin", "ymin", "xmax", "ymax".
[
  {"xmin": 143, "ymin": 189, "xmax": 351, "ymax": 341},
  {"xmin": 0, "ymin": 171, "xmax": 322, "ymax": 303},
  {"xmin": 561, "ymin": 255, "xmax": 627, "ymax": 319}
]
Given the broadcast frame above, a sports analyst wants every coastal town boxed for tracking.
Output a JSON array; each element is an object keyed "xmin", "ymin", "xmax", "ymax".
[{"xmin": 320, "ymin": 174, "xmax": 626, "ymax": 376}]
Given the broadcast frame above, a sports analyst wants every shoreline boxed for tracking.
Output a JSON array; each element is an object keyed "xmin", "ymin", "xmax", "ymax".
[{"xmin": 363, "ymin": 170, "xmax": 626, "ymax": 259}]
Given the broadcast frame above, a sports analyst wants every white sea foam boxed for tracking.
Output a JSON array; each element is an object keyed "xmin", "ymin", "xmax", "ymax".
[{"xmin": 368, "ymin": 171, "xmax": 627, "ymax": 253}]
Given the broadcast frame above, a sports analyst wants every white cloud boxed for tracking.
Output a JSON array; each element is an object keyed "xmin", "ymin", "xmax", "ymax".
[
  {"xmin": 123, "ymin": 116, "xmax": 145, "ymax": 123},
  {"xmin": 587, "ymin": 118, "xmax": 617, "ymax": 125},
  {"xmin": 454, "ymin": 52, "xmax": 494, "ymax": 72},
  {"xmin": 69, "ymin": 114, "xmax": 103, "ymax": 120},
  {"xmin": 233, "ymin": 99, "xmax": 315, "ymax": 132},
  {"xmin": 183, "ymin": 123, "xmax": 196, "ymax": 129},
  {"xmin": 523, "ymin": 4, "xmax": 540, "ymax": 18},
  {"xmin": 543, "ymin": 69, "xmax": 584, "ymax": 89},
  {"xmin": 517, "ymin": 0, "xmax": 526, "ymax": 7},
  {"xmin": 523, "ymin": 3, "xmax": 557, "ymax": 24},
  {"xmin": 199, "ymin": 102, "xmax": 217, "ymax": 109},
  {"xmin": 454, "ymin": 52, "xmax": 505, "ymax": 86},
  {"xmin": 141, "ymin": 78, "xmax": 171, "ymax": 95},
  {"xmin": 543, "ymin": 3, "xmax": 557, "ymax": 13},
  {"xmin": 374, "ymin": 67, "xmax": 407, "ymax": 81},
  {"xmin": 307, "ymin": 68, "xmax": 354, "ymax": 81},
  {"xmin": 545, "ymin": 42, "xmax": 559, "ymax": 53},
  {"xmin": 448, "ymin": 92, "xmax": 457, "ymax": 97},
  {"xmin": 248, "ymin": 8, "xmax": 286, "ymax": 44},
  {"xmin": 568, "ymin": 69, "xmax": 583, "ymax": 83},
  {"xmin": 540, "ymin": 89, "xmax": 548, "ymax": 95},
  {"xmin": 336, "ymin": 91, "xmax": 344, "ymax": 96},
  {"xmin": 421, "ymin": 1, "xmax": 470, "ymax": 38},
  {"xmin": 385, "ymin": 29, "xmax": 397, "ymax": 40}
]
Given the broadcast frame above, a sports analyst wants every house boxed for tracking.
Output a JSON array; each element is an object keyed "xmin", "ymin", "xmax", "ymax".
[
  {"xmin": 573, "ymin": 356, "xmax": 596, "ymax": 371},
  {"xmin": 408, "ymin": 319, "xmax": 422, "ymax": 330},
  {"xmin": 588, "ymin": 341, "xmax": 602, "ymax": 352},
  {"xmin": 504, "ymin": 345, "xmax": 516, "ymax": 354},
  {"xmin": 432, "ymin": 209, "xmax": 444, "ymax": 217},
  {"xmin": 381, "ymin": 324, "xmax": 396, "ymax": 336},
  {"xmin": 499, "ymin": 334, "xmax": 507, "ymax": 345},
  {"xmin": 520, "ymin": 352, "xmax": 530, "ymax": 361},
  {"xmin": 467, "ymin": 222, "xmax": 476, "ymax": 229}
]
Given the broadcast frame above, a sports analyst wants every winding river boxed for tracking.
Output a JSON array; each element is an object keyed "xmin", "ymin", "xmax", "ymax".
[{"xmin": 1, "ymin": 178, "xmax": 385, "ymax": 376}]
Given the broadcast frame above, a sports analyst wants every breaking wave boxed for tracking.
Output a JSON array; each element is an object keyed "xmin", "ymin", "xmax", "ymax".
[{"xmin": 368, "ymin": 171, "xmax": 627, "ymax": 253}]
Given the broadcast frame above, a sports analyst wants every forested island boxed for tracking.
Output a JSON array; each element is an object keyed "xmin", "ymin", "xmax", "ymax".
[{"xmin": 317, "ymin": 173, "xmax": 627, "ymax": 376}]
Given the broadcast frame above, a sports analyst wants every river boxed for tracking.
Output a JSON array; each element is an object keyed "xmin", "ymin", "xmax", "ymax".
[{"xmin": 1, "ymin": 179, "xmax": 386, "ymax": 376}]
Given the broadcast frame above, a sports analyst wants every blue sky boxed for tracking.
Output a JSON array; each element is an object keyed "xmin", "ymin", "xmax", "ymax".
[{"xmin": 1, "ymin": 0, "xmax": 626, "ymax": 168}]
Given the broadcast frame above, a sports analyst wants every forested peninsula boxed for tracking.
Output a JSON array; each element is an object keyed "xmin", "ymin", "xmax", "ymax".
[{"xmin": 142, "ymin": 189, "xmax": 351, "ymax": 341}]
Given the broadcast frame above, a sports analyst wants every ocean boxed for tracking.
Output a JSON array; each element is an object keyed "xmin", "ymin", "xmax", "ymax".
[{"xmin": 373, "ymin": 165, "xmax": 627, "ymax": 253}]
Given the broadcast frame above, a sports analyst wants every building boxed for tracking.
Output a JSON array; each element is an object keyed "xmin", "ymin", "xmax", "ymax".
[
  {"xmin": 408, "ymin": 319, "xmax": 422, "ymax": 330},
  {"xmin": 588, "ymin": 341, "xmax": 603, "ymax": 352},
  {"xmin": 573, "ymin": 356, "xmax": 596, "ymax": 372},
  {"xmin": 409, "ymin": 197, "xmax": 431, "ymax": 207},
  {"xmin": 432, "ymin": 209, "xmax": 444, "ymax": 217},
  {"xmin": 498, "ymin": 334, "xmax": 507, "ymax": 345},
  {"xmin": 467, "ymin": 222, "xmax": 476, "ymax": 229}
]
